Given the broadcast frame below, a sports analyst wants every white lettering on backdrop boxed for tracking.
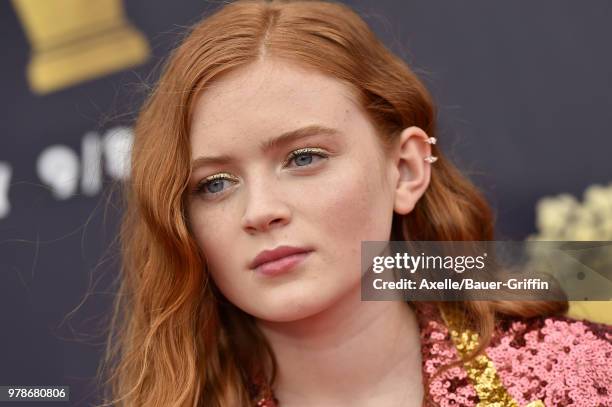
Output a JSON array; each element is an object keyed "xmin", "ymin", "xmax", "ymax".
[
  {"xmin": 0, "ymin": 162, "xmax": 11, "ymax": 218},
  {"xmin": 0, "ymin": 126, "xmax": 134, "ymax": 219}
]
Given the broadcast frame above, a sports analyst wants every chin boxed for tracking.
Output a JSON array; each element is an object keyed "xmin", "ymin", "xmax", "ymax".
[{"xmin": 248, "ymin": 290, "xmax": 335, "ymax": 323}]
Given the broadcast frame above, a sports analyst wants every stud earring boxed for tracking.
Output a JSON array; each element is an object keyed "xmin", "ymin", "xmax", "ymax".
[{"xmin": 425, "ymin": 137, "xmax": 437, "ymax": 145}]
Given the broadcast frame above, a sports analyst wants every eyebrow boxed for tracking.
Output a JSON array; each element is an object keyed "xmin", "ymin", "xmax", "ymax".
[{"xmin": 191, "ymin": 124, "xmax": 341, "ymax": 170}]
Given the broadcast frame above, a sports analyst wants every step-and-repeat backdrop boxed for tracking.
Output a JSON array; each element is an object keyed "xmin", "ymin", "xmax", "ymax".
[{"xmin": 2, "ymin": 1, "xmax": 611, "ymax": 405}]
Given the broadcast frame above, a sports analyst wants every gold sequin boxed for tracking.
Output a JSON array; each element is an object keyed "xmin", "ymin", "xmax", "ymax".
[{"xmin": 440, "ymin": 305, "xmax": 545, "ymax": 407}]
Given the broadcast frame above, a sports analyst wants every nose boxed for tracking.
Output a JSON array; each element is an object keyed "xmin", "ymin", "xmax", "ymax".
[{"xmin": 240, "ymin": 177, "xmax": 291, "ymax": 234}]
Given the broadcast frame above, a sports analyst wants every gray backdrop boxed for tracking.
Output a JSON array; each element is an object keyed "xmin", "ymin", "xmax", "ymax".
[{"xmin": 1, "ymin": 1, "xmax": 611, "ymax": 405}]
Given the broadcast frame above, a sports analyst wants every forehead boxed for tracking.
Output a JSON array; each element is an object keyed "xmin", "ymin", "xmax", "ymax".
[{"xmin": 189, "ymin": 59, "xmax": 364, "ymax": 151}]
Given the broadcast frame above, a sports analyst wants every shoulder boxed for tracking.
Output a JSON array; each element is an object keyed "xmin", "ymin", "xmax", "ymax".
[{"xmin": 486, "ymin": 314, "xmax": 612, "ymax": 406}]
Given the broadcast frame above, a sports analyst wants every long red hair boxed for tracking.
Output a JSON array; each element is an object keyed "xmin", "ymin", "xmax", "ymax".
[{"xmin": 100, "ymin": 1, "xmax": 567, "ymax": 405}]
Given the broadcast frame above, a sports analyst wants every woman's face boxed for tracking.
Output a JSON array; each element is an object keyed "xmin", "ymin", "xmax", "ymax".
[{"xmin": 187, "ymin": 59, "xmax": 403, "ymax": 322}]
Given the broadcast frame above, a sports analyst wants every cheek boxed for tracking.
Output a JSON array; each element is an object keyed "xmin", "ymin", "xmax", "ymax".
[
  {"xmin": 187, "ymin": 203, "xmax": 236, "ymax": 271},
  {"xmin": 310, "ymin": 161, "xmax": 393, "ymax": 246}
]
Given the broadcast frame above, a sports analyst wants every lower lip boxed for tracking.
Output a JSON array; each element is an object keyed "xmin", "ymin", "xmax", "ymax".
[{"xmin": 254, "ymin": 251, "xmax": 312, "ymax": 276}]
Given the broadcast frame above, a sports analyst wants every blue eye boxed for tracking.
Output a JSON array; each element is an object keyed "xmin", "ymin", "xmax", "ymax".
[
  {"xmin": 287, "ymin": 148, "xmax": 328, "ymax": 168},
  {"xmin": 204, "ymin": 178, "xmax": 228, "ymax": 193},
  {"xmin": 195, "ymin": 173, "xmax": 237, "ymax": 197}
]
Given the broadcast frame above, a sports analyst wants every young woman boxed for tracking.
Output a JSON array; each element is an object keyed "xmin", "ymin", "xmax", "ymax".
[{"xmin": 101, "ymin": 1, "xmax": 612, "ymax": 406}]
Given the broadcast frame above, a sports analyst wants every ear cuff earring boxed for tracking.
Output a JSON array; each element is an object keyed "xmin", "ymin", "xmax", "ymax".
[{"xmin": 423, "ymin": 137, "xmax": 438, "ymax": 163}]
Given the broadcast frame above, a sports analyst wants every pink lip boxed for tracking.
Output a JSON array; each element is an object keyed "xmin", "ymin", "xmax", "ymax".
[
  {"xmin": 254, "ymin": 252, "xmax": 311, "ymax": 276},
  {"xmin": 250, "ymin": 245, "xmax": 313, "ymax": 276}
]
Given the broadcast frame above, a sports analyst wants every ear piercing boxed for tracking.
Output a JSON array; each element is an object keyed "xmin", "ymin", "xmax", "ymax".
[{"xmin": 424, "ymin": 137, "xmax": 438, "ymax": 163}]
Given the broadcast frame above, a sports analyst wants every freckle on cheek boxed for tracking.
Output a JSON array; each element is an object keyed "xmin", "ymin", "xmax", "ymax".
[{"xmin": 323, "ymin": 179, "xmax": 370, "ymax": 232}]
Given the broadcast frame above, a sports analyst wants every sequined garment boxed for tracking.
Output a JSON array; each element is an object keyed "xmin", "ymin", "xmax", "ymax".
[{"xmin": 252, "ymin": 304, "xmax": 612, "ymax": 406}]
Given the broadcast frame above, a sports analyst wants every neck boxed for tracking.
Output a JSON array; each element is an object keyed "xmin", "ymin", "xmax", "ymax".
[{"xmin": 255, "ymin": 287, "xmax": 424, "ymax": 406}]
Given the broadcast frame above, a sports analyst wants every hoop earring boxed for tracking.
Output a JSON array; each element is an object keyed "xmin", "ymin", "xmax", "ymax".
[{"xmin": 423, "ymin": 137, "xmax": 438, "ymax": 163}]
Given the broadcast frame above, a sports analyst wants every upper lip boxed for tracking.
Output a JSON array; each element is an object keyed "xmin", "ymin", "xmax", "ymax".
[{"xmin": 249, "ymin": 245, "xmax": 313, "ymax": 270}]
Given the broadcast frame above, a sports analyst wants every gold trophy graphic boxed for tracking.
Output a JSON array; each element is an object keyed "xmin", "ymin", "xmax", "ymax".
[{"xmin": 11, "ymin": 0, "xmax": 150, "ymax": 94}]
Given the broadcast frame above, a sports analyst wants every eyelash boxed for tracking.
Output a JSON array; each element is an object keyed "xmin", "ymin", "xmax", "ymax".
[{"xmin": 192, "ymin": 147, "xmax": 329, "ymax": 197}]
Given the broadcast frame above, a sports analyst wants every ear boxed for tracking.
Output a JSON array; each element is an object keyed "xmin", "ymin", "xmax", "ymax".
[{"xmin": 393, "ymin": 126, "xmax": 433, "ymax": 215}]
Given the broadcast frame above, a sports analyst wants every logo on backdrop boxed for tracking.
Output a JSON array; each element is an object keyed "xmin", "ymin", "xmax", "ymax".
[
  {"xmin": 11, "ymin": 0, "xmax": 150, "ymax": 94},
  {"xmin": 0, "ymin": 127, "xmax": 133, "ymax": 220}
]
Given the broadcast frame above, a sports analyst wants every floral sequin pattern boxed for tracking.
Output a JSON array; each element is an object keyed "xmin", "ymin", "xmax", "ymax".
[
  {"xmin": 419, "ymin": 316, "xmax": 480, "ymax": 406},
  {"xmin": 487, "ymin": 317, "xmax": 612, "ymax": 407},
  {"xmin": 416, "ymin": 304, "xmax": 612, "ymax": 407}
]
